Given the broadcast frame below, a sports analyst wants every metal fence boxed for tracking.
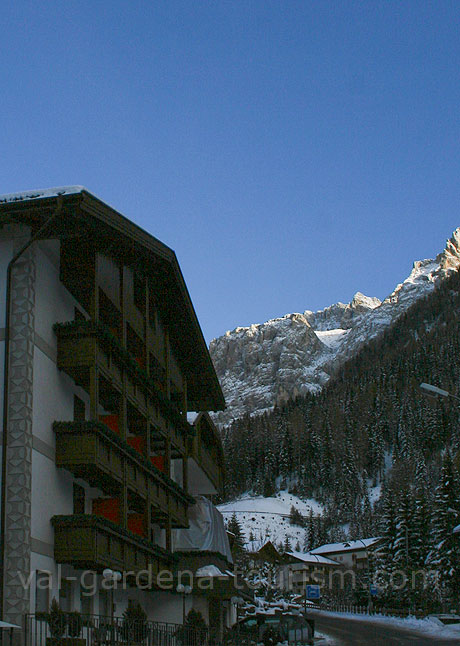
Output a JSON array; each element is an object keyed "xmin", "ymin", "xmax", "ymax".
[
  {"xmin": 24, "ymin": 614, "xmax": 208, "ymax": 646},
  {"xmin": 314, "ymin": 602, "xmax": 427, "ymax": 618}
]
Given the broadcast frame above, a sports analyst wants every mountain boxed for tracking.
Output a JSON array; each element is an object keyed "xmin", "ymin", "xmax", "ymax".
[
  {"xmin": 210, "ymin": 228, "xmax": 460, "ymax": 426},
  {"xmin": 221, "ymin": 258, "xmax": 460, "ymax": 539}
]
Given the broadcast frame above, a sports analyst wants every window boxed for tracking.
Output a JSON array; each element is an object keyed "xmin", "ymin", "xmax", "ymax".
[
  {"xmin": 80, "ymin": 587, "xmax": 92, "ymax": 617},
  {"xmin": 35, "ymin": 571, "xmax": 50, "ymax": 612},
  {"xmin": 133, "ymin": 273, "xmax": 145, "ymax": 314},
  {"xmin": 59, "ymin": 578, "xmax": 72, "ymax": 612},
  {"xmin": 99, "ymin": 589, "xmax": 112, "ymax": 618},
  {"xmin": 73, "ymin": 483, "xmax": 86, "ymax": 515}
]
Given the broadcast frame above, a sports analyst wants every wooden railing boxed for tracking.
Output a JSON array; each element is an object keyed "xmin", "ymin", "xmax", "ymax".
[
  {"xmin": 51, "ymin": 514, "xmax": 176, "ymax": 579},
  {"xmin": 54, "ymin": 420, "xmax": 191, "ymax": 528}
]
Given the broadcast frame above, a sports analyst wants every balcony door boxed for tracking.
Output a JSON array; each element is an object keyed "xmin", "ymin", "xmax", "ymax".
[{"xmin": 99, "ymin": 588, "xmax": 113, "ymax": 619}]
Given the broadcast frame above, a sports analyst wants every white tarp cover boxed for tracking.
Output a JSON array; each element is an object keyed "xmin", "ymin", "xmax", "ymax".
[{"xmin": 174, "ymin": 496, "xmax": 233, "ymax": 564}]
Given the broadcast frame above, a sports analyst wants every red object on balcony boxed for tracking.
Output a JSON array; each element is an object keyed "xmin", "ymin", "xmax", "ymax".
[
  {"xmin": 99, "ymin": 414, "xmax": 120, "ymax": 435},
  {"xmin": 92, "ymin": 497, "xmax": 120, "ymax": 524},
  {"xmin": 128, "ymin": 513, "xmax": 146, "ymax": 537},
  {"xmin": 135, "ymin": 356, "xmax": 145, "ymax": 369},
  {"xmin": 127, "ymin": 436, "xmax": 145, "ymax": 455},
  {"xmin": 150, "ymin": 455, "xmax": 165, "ymax": 473}
]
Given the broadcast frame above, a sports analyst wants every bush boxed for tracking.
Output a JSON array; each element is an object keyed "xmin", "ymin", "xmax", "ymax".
[
  {"xmin": 48, "ymin": 599, "xmax": 67, "ymax": 639},
  {"xmin": 121, "ymin": 602, "xmax": 148, "ymax": 642},
  {"xmin": 185, "ymin": 609, "xmax": 207, "ymax": 631}
]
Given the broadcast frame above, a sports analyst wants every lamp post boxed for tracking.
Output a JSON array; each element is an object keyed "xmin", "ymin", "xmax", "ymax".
[
  {"xmin": 230, "ymin": 597, "xmax": 244, "ymax": 641},
  {"xmin": 419, "ymin": 382, "xmax": 460, "ymax": 402},
  {"xmin": 176, "ymin": 584, "xmax": 192, "ymax": 625}
]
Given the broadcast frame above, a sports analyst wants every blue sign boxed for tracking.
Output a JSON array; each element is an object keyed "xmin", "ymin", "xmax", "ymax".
[
  {"xmin": 306, "ymin": 585, "xmax": 321, "ymax": 599},
  {"xmin": 370, "ymin": 584, "xmax": 378, "ymax": 597}
]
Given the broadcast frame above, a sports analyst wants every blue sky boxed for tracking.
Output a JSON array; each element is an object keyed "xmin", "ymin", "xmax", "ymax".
[{"xmin": 2, "ymin": 1, "xmax": 460, "ymax": 342}]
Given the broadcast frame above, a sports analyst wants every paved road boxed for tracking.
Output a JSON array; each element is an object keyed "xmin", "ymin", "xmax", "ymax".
[{"xmin": 308, "ymin": 610, "xmax": 460, "ymax": 645}]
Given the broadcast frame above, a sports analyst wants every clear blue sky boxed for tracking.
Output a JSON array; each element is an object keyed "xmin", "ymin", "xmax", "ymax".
[{"xmin": 2, "ymin": 1, "xmax": 460, "ymax": 342}]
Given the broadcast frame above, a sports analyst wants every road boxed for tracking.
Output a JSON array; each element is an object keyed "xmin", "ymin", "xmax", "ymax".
[{"xmin": 308, "ymin": 610, "xmax": 460, "ymax": 645}]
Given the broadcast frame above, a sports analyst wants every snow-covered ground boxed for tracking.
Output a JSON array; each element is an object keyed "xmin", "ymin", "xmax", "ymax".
[
  {"xmin": 218, "ymin": 491, "xmax": 323, "ymax": 550},
  {"xmin": 368, "ymin": 482, "xmax": 382, "ymax": 504}
]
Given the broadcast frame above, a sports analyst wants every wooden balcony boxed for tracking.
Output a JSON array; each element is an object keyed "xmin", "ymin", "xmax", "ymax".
[
  {"xmin": 51, "ymin": 514, "xmax": 176, "ymax": 579},
  {"xmin": 54, "ymin": 321, "xmax": 193, "ymax": 442},
  {"xmin": 54, "ymin": 421, "xmax": 192, "ymax": 528},
  {"xmin": 54, "ymin": 421, "xmax": 123, "ymax": 494}
]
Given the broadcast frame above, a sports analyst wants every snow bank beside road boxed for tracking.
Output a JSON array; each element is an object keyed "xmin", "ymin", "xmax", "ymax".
[{"xmin": 311, "ymin": 609, "xmax": 460, "ymax": 641}]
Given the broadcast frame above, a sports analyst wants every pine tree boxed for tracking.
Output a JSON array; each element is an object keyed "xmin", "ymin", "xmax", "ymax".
[
  {"xmin": 227, "ymin": 512, "xmax": 246, "ymax": 556},
  {"xmin": 375, "ymin": 489, "xmax": 398, "ymax": 581},
  {"xmin": 412, "ymin": 458, "xmax": 432, "ymax": 567},
  {"xmin": 283, "ymin": 535, "xmax": 292, "ymax": 554},
  {"xmin": 429, "ymin": 452, "xmax": 460, "ymax": 600},
  {"xmin": 394, "ymin": 491, "xmax": 416, "ymax": 567}
]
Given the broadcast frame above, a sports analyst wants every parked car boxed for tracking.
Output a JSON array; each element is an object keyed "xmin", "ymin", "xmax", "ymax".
[{"xmin": 224, "ymin": 611, "xmax": 314, "ymax": 645}]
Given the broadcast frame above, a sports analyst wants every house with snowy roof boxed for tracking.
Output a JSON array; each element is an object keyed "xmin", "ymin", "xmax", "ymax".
[
  {"xmin": 310, "ymin": 537, "xmax": 383, "ymax": 571},
  {"xmin": 252, "ymin": 540, "xmax": 289, "ymax": 564},
  {"xmin": 279, "ymin": 551, "xmax": 341, "ymax": 595}
]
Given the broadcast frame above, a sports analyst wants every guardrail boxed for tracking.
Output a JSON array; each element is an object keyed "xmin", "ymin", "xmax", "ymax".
[{"xmin": 311, "ymin": 602, "xmax": 427, "ymax": 619}]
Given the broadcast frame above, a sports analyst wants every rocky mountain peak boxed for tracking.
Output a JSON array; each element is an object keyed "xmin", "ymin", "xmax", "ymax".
[
  {"xmin": 436, "ymin": 227, "xmax": 460, "ymax": 272},
  {"xmin": 350, "ymin": 291, "xmax": 381, "ymax": 311},
  {"xmin": 210, "ymin": 228, "xmax": 460, "ymax": 427}
]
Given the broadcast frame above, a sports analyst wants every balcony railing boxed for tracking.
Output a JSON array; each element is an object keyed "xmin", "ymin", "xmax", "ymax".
[
  {"xmin": 54, "ymin": 320, "xmax": 194, "ymax": 442},
  {"xmin": 54, "ymin": 421, "xmax": 192, "ymax": 528},
  {"xmin": 24, "ymin": 613, "xmax": 209, "ymax": 646},
  {"xmin": 51, "ymin": 514, "xmax": 176, "ymax": 579}
]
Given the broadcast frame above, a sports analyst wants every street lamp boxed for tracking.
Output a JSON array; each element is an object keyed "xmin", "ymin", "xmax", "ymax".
[
  {"xmin": 419, "ymin": 382, "xmax": 460, "ymax": 401},
  {"xmin": 231, "ymin": 597, "xmax": 244, "ymax": 639},
  {"xmin": 176, "ymin": 584, "xmax": 192, "ymax": 625}
]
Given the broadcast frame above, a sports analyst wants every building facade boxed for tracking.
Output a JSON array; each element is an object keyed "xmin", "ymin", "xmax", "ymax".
[
  {"xmin": 279, "ymin": 551, "xmax": 341, "ymax": 595},
  {"xmin": 310, "ymin": 538, "xmax": 382, "ymax": 571},
  {"xmin": 0, "ymin": 187, "xmax": 235, "ymax": 639}
]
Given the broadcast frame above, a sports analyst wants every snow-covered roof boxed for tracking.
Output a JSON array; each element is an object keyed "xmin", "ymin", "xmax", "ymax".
[
  {"xmin": 0, "ymin": 186, "xmax": 85, "ymax": 204},
  {"xmin": 195, "ymin": 564, "xmax": 227, "ymax": 578},
  {"xmin": 311, "ymin": 537, "xmax": 381, "ymax": 555},
  {"xmin": 286, "ymin": 551, "xmax": 339, "ymax": 566}
]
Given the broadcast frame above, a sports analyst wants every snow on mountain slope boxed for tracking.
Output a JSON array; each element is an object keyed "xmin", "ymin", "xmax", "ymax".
[
  {"xmin": 210, "ymin": 229, "xmax": 460, "ymax": 426},
  {"xmin": 315, "ymin": 328, "xmax": 350, "ymax": 349},
  {"xmin": 218, "ymin": 491, "xmax": 323, "ymax": 551}
]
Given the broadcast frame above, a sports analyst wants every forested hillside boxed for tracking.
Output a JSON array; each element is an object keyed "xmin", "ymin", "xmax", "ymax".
[{"xmin": 222, "ymin": 267, "xmax": 460, "ymax": 531}]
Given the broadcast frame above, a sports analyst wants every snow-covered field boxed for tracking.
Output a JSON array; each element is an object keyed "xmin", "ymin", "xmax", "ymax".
[{"xmin": 218, "ymin": 491, "xmax": 323, "ymax": 550}]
